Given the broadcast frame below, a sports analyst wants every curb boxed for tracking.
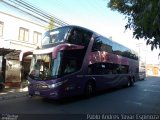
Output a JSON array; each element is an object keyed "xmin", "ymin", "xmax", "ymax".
[{"xmin": 0, "ymin": 92, "xmax": 29, "ymax": 101}]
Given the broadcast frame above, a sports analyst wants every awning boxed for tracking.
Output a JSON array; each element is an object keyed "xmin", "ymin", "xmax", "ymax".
[{"xmin": 0, "ymin": 48, "xmax": 21, "ymax": 59}]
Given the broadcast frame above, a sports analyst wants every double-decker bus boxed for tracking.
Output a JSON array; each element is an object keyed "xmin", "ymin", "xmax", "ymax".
[{"xmin": 20, "ymin": 25, "xmax": 139, "ymax": 99}]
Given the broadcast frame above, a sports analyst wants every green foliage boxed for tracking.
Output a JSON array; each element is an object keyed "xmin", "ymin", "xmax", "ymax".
[
  {"xmin": 46, "ymin": 17, "xmax": 55, "ymax": 30},
  {"xmin": 108, "ymin": 0, "xmax": 160, "ymax": 50}
]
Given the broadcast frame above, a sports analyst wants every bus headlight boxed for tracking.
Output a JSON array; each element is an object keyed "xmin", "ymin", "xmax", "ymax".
[
  {"xmin": 27, "ymin": 80, "xmax": 31, "ymax": 85},
  {"xmin": 48, "ymin": 80, "xmax": 67, "ymax": 89},
  {"xmin": 48, "ymin": 84, "xmax": 56, "ymax": 88}
]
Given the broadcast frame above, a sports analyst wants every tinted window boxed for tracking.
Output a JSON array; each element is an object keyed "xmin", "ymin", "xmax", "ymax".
[
  {"xmin": 68, "ymin": 28, "xmax": 92, "ymax": 47},
  {"xmin": 88, "ymin": 63, "xmax": 129, "ymax": 75},
  {"xmin": 42, "ymin": 27, "xmax": 69, "ymax": 47},
  {"xmin": 92, "ymin": 36, "xmax": 113, "ymax": 52},
  {"xmin": 113, "ymin": 42, "xmax": 138, "ymax": 60},
  {"xmin": 91, "ymin": 37, "xmax": 102, "ymax": 51},
  {"xmin": 54, "ymin": 49, "xmax": 86, "ymax": 76}
]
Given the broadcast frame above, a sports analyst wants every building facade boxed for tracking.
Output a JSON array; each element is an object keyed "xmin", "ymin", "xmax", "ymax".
[
  {"xmin": 0, "ymin": 0, "xmax": 67, "ymax": 87},
  {"xmin": 146, "ymin": 64, "xmax": 160, "ymax": 76}
]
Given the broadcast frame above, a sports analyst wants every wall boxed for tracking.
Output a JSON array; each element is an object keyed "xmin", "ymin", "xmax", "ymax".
[
  {"xmin": 0, "ymin": 3, "xmax": 46, "ymax": 85},
  {"xmin": 0, "ymin": 11, "xmax": 46, "ymax": 50}
]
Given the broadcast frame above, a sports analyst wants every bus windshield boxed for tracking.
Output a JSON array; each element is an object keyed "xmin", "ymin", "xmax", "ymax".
[
  {"xmin": 29, "ymin": 54, "xmax": 52, "ymax": 80},
  {"xmin": 42, "ymin": 27, "xmax": 69, "ymax": 47},
  {"xmin": 29, "ymin": 49, "xmax": 85, "ymax": 80}
]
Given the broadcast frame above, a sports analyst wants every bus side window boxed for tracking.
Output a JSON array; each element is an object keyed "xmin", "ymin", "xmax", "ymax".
[
  {"xmin": 83, "ymin": 32, "xmax": 92, "ymax": 47},
  {"xmin": 88, "ymin": 67, "xmax": 92, "ymax": 75},
  {"xmin": 64, "ymin": 60, "xmax": 77, "ymax": 74},
  {"xmin": 91, "ymin": 37, "xmax": 102, "ymax": 52},
  {"xmin": 68, "ymin": 29, "xmax": 92, "ymax": 47},
  {"xmin": 68, "ymin": 30, "xmax": 82, "ymax": 45},
  {"xmin": 88, "ymin": 64, "xmax": 95, "ymax": 75}
]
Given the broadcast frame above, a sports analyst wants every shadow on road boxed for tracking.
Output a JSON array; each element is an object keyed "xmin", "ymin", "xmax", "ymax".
[{"xmin": 42, "ymin": 85, "xmax": 136, "ymax": 105}]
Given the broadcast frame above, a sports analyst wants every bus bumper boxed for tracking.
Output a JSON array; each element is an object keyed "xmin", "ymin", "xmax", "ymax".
[{"xmin": 28, "ymin": 85, "xmax": 63, "ymax": 100}]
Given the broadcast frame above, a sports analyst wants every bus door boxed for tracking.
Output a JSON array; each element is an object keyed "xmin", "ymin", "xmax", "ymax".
[{"xmin": 55, "ymin": 49, "xmax": 86, "ymax": 96}]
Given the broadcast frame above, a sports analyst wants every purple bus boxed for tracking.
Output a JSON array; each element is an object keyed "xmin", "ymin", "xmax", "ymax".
[{"xmin": 20, "ymin": 25, "xmax": 139, "ymax": 100}]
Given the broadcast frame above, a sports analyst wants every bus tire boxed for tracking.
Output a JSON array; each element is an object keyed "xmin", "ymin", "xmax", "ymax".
[
  {"xmin": 127, "ymin": 77, "xmax": 134, "ymax": 87},
  {"xmin": 84, "ymin": 81, "xmax": 95, "ymax": 98}
]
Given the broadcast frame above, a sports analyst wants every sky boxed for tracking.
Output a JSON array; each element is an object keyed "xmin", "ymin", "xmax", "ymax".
[{"xmin": 24, "ymin": 0, "xmax": 160, "ymax": 64}]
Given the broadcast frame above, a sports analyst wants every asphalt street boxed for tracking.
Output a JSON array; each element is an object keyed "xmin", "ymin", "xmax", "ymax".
[{"xmin": 0, "ymin": 76, "xmax": 160, "ymax": 120}]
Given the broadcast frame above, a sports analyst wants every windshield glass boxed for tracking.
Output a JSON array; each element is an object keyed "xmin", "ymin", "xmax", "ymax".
[
  {"xmin": 52, "ymin": 50, "xmax": 85, "ymax": 77},
  {"xmin": 29, "ymin": 54, "xmax": 52, "ymax": 80},
  {"xmin": 29, "ymin": 49, "xmax": 85, "ymax": 80},
  {"xmin": 42, "ymin": 27, "xmax": 69, "ymax": 47}
]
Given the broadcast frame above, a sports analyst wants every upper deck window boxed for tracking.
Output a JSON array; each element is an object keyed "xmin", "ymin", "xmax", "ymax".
[
  {"xmin": 42, "ymin": 27, "xmax": 69, "ymax": 47},
  {"xmin": 92, "ymin": 36, "xmax": 113, "ymax": 52},
  {"xmin": 68, "ymin": 28, "xmax": 92, "ymax": 47}
]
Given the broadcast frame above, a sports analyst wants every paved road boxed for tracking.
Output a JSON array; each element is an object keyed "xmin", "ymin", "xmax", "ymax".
[{"xmin": 0, "ymin": 77, "xmax": 160, "ymax": 119}]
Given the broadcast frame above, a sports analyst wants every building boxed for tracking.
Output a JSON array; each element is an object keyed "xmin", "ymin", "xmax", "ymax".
[
  {"xmin": 146, "ymin": 64, "xmax": 160, "ymax": 76},
  {"xmin": 0, "ymin": 0, "xmax": 68, "ymax": 87}
]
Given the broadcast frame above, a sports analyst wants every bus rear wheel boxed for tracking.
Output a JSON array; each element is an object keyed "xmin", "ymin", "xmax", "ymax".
[{"xmin": 84, "ymin": 81, "xmax": 95, "ymax": 98}]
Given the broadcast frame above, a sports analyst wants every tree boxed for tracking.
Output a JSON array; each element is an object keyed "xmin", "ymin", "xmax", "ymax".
[
  {"xmin": 46, "ymin": 17, "xmax": 55, "ymax": 30},
  {"xmin": 108, "ymin": 0, "xmax": 160, "ymax": 50}
]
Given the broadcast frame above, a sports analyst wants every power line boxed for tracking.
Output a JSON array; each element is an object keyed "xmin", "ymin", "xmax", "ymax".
[
  {"xmin": 1, "ymin": 0, "xmax": 69, "ymax": 26},
  {"xmin": 1, "ymin": 0, "xmax": 49, "ymax": 24},
  {"xmin": 15, "ymin": 0, "xmax": 68, "ymax": 26}
]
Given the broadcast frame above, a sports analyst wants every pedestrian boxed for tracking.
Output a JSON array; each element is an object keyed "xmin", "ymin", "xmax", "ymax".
[{"xmin": 0, "ymin": 70, "xmax": 5, "ymax": 91}]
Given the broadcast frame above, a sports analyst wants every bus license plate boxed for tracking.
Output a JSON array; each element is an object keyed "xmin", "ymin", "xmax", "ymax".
[{"xmin": 35, "ymin": 91, "xmax": 40, "ymax": 95}]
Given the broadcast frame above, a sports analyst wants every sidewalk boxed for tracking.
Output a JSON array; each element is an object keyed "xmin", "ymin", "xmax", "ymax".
[{"xmin": 0, "ymin": 87, "xmax": 29, "ymax": 101}]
